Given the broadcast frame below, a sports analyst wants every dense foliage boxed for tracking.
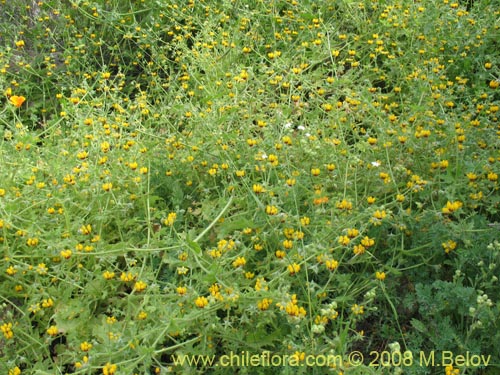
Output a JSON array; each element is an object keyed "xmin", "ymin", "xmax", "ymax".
[{"xmin": 1, "ymin": 1, "xmax": 499, "ymax": 374}]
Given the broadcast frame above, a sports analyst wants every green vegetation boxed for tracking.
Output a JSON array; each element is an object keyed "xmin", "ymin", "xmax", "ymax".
[{"xmin": 1, "ymin": 0, "xmax": 499, "ymax": 374}]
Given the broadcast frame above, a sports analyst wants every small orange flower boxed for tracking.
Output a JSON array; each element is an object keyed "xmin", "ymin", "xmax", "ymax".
[{"xmin": 9, "ymin": 95, "xmax": 26, "ymax": 108}]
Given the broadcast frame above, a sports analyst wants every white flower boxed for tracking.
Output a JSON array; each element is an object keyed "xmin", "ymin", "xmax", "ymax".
[
  {"xmin": 311, "ymin": 324, "xmax": 325, "ymax": 334},
  {"xmin": 389, "ymin": 342, "xmax": 401, "ymax": 353}
]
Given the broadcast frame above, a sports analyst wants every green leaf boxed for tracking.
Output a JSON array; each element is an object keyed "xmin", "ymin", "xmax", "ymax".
[
  {"xmin": 218, "ymin": 217, "xmax": 255, "ymax": 237},
  {"xmin": 410, "ymin": 318, "xmax": 428, "ymax": 334},
  {"xmin": 186, "ymin": 236, "xmax": 202, "ymax": 255},
  {"xmin": 53, "ymin": 299, "xmax": 91, "ymax": 334}
]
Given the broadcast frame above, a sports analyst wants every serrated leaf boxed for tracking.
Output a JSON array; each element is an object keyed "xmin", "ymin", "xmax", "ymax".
[{"xmin": 54, "ymin": 299, "xmax": 91, "ymax": 333}]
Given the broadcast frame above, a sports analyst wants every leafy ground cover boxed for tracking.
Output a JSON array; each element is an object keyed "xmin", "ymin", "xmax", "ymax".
[{"xmin": 0, "ymin": 0, "xmax": 499, "ymax": 374}]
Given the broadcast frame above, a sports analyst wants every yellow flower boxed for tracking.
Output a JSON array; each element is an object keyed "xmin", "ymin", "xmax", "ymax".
[
  {"xmin": 282, "ymin": 295, "xmax": 307, "ymax": 318},
  {"xmin": 379, "ymin": 172, "xmax": 390, "ymax": 182},
  {"xmin": 163, "ymin": 212, "xmax": 177, "ymax": 226},
  {"xmin": 487, "ymin": 172, "xmax": 498, "ymax": 182},
  {"xmin": 442, "ymin": 240, "xmax": 457, "ymax": 254},
  {"xmin": 208, "ymin": 248, "xmax": 222, "ymax": 258},
  {"xmin": 295, "ymin": 230, "xmax": 305, "ymax": 239},
  {"xmin": 1, "ymin": 322, "xmax": 14, "ymax": 339},
  {"xmin": 9, "ymin": 95, "xmax": 26, "ymax": 108},
  {"xmin": 347, "ymin": 228, "xmax": 359, "ymax": 238},
  {"xmin": 375, "ymin": 271, "xmax": 386, "ymax": 281},
  {"xmin": 325, "ymin": 259, "xmax": 339, "ymax": 271},
  {"xmin": 232, "ymin": 256, "xmax": 246, "ymax": 268},
  {"xmin": 195, "ymin": 296, "xmax": 209, "ymax": 308},
  {"xmin": 26, "ymin": 237, "xmax": 39, "ymax": 247},
  {"xmin": 442, "ymin": 200, "xmax": 462, "ymax": 214},
  {"xmin": 287, "ymin": 263, "xmax": 301, "ymax": 275},
  {"xmin": 42, "ymin": 298, "xmax": 54, "ymax": 308},
  {"xmin": 322, "ymin": 103, "xmax": 333, "ymax": 111},
  {"xmin": 252, "ymin": 184, "xmax": 265, "ymax": 194},
  {"xmin": 47, "ymin": 325, "xmax": 59, "ymax": 336},
  {"xmin": 133, "ymin": 280, "xmax": 147, "ymax": 292},
  {"xmin": 265, "ymin": 205, "xmax": 278, "ymax": 215},
  {"xmin": 6, "ymin": 265, "xmax": 17, "ymax": 275},
  {"xmin": 336, "ymin": 199, "xmax": 353, "ymax": 210},
  {"xmin": 79, "ymin": 224, "xmax": 92, "ymax": 235},
  {"xmin": 100, "ymin": 141, "xmax": 111, "ymax": 153},
  {"xmin": 361, "ymin": 236, "xmax": 375, "ymax": 247},
  {"xmin": 353, "ymin": 244, "xmax": 366, "ymax": 255},
  {"xmin": 120, "ymin": 272, "xmax": 135, "ymax": 282},
  {"xmin": 372, "ymin": 210, "xmax": 387, "ymax": 223},
  {"xmin": 37, "ymin": 263, "xmax": 48, "ymax": 274},
  {"xmin": 275, "ymin": 250, "xmax": 286, "ymax": 258},
  {"xmin": 102, "ymin": 363, "xmax": 117, "ymax": 375},
  {"xmin": 80, "ymin": 341, "xmax": 93, "ymax": 351},
  {"xmin": 77, "ymin": 151, "xmax": 88, "ymax": 160},
  {"xmin": 283, "ymin": 228, "xmax": 294, "ymax": 239},
  {"xmin": 254, "ymin": 277, "xmax": 268, "ymax": 291},
  {"xmin": 351, "ymin": 304, "xmax": 364, "ymax": 315},
  {"xmin": 217, "ymin": 239, "xmax": 236, "ymax": 251},
  {"xmin": 338, "ymin": 235, "xmax": 350, "ymax": 246},
  {"xmin": 257, "ymin": 298, "xmax": 273, "ymax": 311},
  {"xmin": 60, "ymin": 249, "xmax": 72, "ymax": 259}
]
